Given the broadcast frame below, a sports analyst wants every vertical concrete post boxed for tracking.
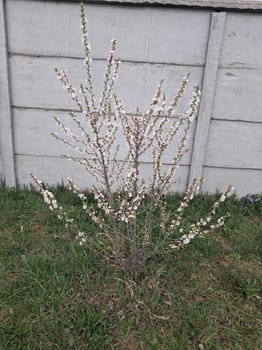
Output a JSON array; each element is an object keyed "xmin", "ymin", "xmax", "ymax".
[
  {"xmin": 0, "ymin": 0, "xmax": 16, "ymax": 186},
  {"xmin": 188, "ymin": 12, "xmax": 226, "ymax": 186}
]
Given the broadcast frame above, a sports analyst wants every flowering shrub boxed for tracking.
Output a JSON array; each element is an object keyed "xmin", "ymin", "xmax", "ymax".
[{"xmin": 32, "ymin": 1, "xmax": 234, "ymax": 273}]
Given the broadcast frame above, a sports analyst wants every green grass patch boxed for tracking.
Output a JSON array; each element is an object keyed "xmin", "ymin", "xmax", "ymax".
[{"xmin": 0, "ymin": 183, "xmax": 261, "ymax": 349}]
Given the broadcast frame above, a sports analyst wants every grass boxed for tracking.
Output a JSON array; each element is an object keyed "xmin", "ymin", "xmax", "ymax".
[{"xmin": 0, "ymin": 183, "xmax": 261, "ymax": 349}]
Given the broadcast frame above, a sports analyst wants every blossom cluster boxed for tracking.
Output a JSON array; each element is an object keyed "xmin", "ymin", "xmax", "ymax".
[
  {"xmin": 76, "ymin": 231, "xmax": 88, "ymax": 246},
  {"xmin": 169, "ymin": 185, "xmax": 234, "ymax": 250},
  {"xmin": 31, "ymin": 174, "xmax": 74, "ymax": 228}
]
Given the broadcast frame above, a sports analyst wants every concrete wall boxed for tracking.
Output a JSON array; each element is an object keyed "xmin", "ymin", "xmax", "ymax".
[{"xmin": 0, "ymin": 0, "xmax": 262, "ymax": 196}]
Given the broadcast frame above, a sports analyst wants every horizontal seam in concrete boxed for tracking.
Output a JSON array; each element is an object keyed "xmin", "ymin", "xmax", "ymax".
[
  {"xmin": 12, "ymin": 108, "xmax": 262, "ymax": 126},
  {"xmin": 12, "ymin": 106, "xmax": 195, "ymax": 120},
  {"xmin": 9, "ymin": 53, "xmax": 262, "ymax": 70},
  {"xmin": 13, "ymin": 105, "xmax": 80, "ymax": 113},
  {"xmin": 48, "ymin": 0, "xmax": 262, "ymax": 11},
  {"xmin": 14, "ymin": 106, "xmax": 262, "ymax": 125},
  {"xmin": 15, "ymin": 106, "xmax": 262, "ymax": 126},
  {"xmin": 219, "ymin": 66, "xmax": 262, "ymax": 71},
  {"xmin": 203, "ymin": 164, "xmax": 262, "ymax": 171},
  {"xmin": 15, "ymin": 152, "xmax": 262, "ymax": 171},
  {"xmin": 9, "ymin": 52, "xmax": 204, "ymax": 68},
  {"xmin": 211, "ymin": 118, "xmax": 262, "ymax": 125},
  {"xmin": 15, "ymin": 153, "xmax": 190, "ymax": 166}
]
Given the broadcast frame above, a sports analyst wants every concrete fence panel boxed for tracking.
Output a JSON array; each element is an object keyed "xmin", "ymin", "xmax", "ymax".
[{"xmin": 1, "ymin": 0, "xmax": 262, "ymax": 196}]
